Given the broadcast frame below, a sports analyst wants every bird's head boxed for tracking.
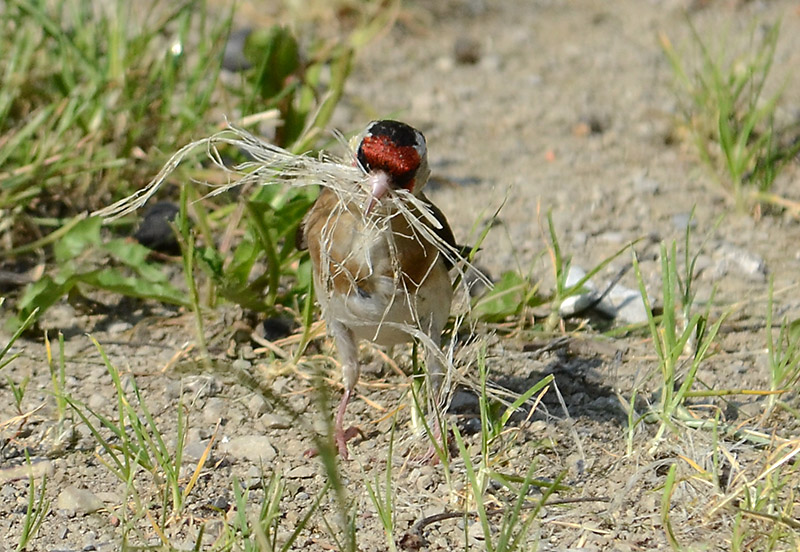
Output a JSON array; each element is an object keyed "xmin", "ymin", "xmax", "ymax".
[{"xmin": 356, "ymin": 120, "xmax": 430, "ymax": 214}]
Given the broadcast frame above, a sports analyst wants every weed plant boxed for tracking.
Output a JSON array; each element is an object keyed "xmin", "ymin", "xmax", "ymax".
[
  {"xmin": 0, "ymin": 0, "xmax": 230, "ymax": 215},
  {"xmin": 661, "ymin": 20, "xmax": 800, "ymax": 215},
  {"xmin": 631, "ymin": 220, "xmax": 726, "ymax": 445},
  {"xmin": 63, "ymin": 338, "xmax": 200, "ymax": 531},
  {"xmin": 765, "ymin": 277, "xmax": 800, "ymax": 414},
  {"xmin": 623, "ymin": 219, "xmax": 800, "ymax": 550},
  {"xmin": 0, "ymin": 298, "xmax": 50, "ymax": 550},
  {"xmin": 15, "ymin": 452, "xmax": 50, "ymax": 552},
  {"xmin": 2, "ymin": 0, "xmax": 361, "ymax": 331},
  {"xmin": 449, "ymin": 347, "xmax": 556, "ymax": 552},
  {"xmin": 472, "ymin": 209, "xmax": 631, "ymax": 334}
]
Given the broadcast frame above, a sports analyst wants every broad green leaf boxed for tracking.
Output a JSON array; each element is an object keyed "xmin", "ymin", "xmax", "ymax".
[
  {"xmin": 102, "ymin": 238, "xmax": 170, "ymax": 283},
  {"xmin": 247, "ymin": 26, "xmax": 300, "ymax": 102},
  {"xmin": 80, "ymin": 269, "xmax": 187, "ymax": 306},
  {"xmin": 196, "ymin": 245, "xmax": 225, "ymax": 277},
  {"xmin": 472, "ymin": 271, "xmax": 528, "ymax": 322},
  {"xmin": 228, "ymin": 238, "xmax": 260, "ymax": 285},
  {"xmin": 14, "ymin": 274, "xmax": 79, "ymax": 327},
  {"xmin": 54, "ymin": 216, "xmax": 102, "ymax": 263}
]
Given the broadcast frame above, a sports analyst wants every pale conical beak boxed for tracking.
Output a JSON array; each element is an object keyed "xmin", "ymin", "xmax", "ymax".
[{"xmin": 365, "ymin": 171, "xmax": 391, "ymax": 214}]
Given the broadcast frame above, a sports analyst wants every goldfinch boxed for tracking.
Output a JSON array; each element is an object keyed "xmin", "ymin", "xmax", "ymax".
[{"xmin": 297, "ymin": 120, "xmax": 457, "ymax": 458}]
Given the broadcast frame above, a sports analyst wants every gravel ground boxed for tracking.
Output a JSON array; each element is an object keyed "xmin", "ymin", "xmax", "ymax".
[{"xmin": 2, "ymin": 1, "xmax": 800, "ymax": 550}]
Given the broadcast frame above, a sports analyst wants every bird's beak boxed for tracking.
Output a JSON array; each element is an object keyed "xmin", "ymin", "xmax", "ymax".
[{"xmin": 365, "ymin": 171, "xmax": 391, "ymax": 214}]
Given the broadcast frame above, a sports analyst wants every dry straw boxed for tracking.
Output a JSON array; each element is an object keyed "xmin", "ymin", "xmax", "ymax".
[{"xmin": 94, "ymin": 124, "xmax": 491, "ymax": 415}]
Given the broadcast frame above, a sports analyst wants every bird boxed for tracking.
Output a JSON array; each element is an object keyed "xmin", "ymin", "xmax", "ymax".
[{"xmin": 296, "ymin": 120, "xmax": 458, "ymax": 459}]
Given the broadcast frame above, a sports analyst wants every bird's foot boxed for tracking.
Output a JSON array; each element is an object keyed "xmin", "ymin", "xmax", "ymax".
[
  {"xmin": 303, "ymin": 426, "xmax": 362, "ymax": 460},
  {"xmin": 335, "ymin": 425, "xmax": 362, "ymax": 459}
]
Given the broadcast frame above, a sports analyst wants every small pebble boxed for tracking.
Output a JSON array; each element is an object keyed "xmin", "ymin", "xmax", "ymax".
[
  {"xmin": 106, "ymin": 321, "xmax": 132, "ymax": 335},
  {"xmin": 247, "ymin": 394, "xmax": 268, "ymax": 416},
  {"xmin": 83, "ymin": 531, "xmax": 97, "ymax": 551},
  {"xmin": 222, "ymin": 28, "xmax": 252, "ymax": 72},
  {"xmin": 1, "ymin": 484, "xmax": 16, "ymax": 500},
  {"xmin": 415, "ymin": 470, "xmax": 434, "ymax": 492},
  {"xmin": 183, "ymin": 375, "xmax": 222, "ymax": 399},
  {"xmin": 231, "ymin": 358, "xmax": 251, "ymax": 372},
  {"xmin": 220, "ymin": 435, "xmax": 277, "ymax": 463},
  {"xmin": 449, "ymin": 389, "xmax": 478, "ymax": 413},
  {"xmin": 202, "ymin": 397, "xmax": 226, "ymax": 425},
  {"xmin": 632, "ymin": 173, "xmax": 660, "ymax": 195},
  {"xmin": 560, "ymin": 292, "xmax": 598, "ymax": 317},
  {"xmin": 163, "ymin": 379, "xmax": 181, "ymax": 400},
  {"xmin": 671, "ymin": 212, "xmax": 696, "ymax": 230},
  {"xmin": 454, "ymin": 37, "xmax": 481, "ymax": 64},
  {"xmin": 57, "ymin": 486, "xmax": 104, "ymax": 515},
  {"xmin": 287, "ymin": 465, "xmax": 315, "ymax": 479},
  {"xmin": 462, "ymin": 417, "xmax": 482, "ymax": 434},
  {"xmin": 133, "ymin": 201, "xmax": 181, "ymax": 255},
  {"xmin": 435, "ymin": 55, "xmax": 455, "ymax": 72},
  {"xmin": 0, "ymin": 459, "xmax": 54, "ymax": 482},
  {"xmin": 717, "ymin": 242, "xmax": 767, "ymax": 281},
  {"xmin": 259, "ymin": 413, "xmax": 290, "ymax": 430},
  {"xmin": 95, "ymin": 492, "xmax": 123, "ymax": 504},
  {"xmin": 272, "ymin": 377, "xmax": 290, "ymax": 394},
  {"xmin": 601, "ymin": 283, "xmax": 649, "ymax": 324},
  {"xmin": 183, "ymin": 440, "xmax": 212, "ymax": 463},
  {"xmin": 481, "ymin": 54, "xmax": 504, "ymax": 72},
  {"xmin": 209, "ymin": 494, "xmax": 230, "ymax": 510},
  {"xmin": 558, "ymin": 265, "xmax": 648, "ymax": 323},
  {"xmin": 39, "ymin": 304, "xmax": 78, "ymax": 332},
  {"xmin": 89, "ymin": 366, "xmax": 107, "ymax": 381},
  {"xmin": 87, "ymin": 393, "xmax": 107, "ymax": 411},
  {"xmin": 596, "ymin": 231, "xmax": 626, "ymax": 244},
  {"xmin": 559, "ymin": 266, "xmax": 598, "ymax": 317},
  {"xmin": 121, "ymin": 375, "xmax": 135, "ymax": 394}
]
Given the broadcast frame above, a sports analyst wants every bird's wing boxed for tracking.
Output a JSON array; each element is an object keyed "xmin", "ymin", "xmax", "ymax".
[{"xmin": 419, "ymin": 193, "xmax": 458, "ymax": 269}]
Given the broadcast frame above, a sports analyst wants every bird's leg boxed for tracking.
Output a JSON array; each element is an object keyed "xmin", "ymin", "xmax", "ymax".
[
  {"xmin": 416, "ymin": 320, "xmax": 448, "ymax": 464},
  {"xmin": 330, "ymin": 319, "xmax": 361, "ymax": 459},
  {"xmin": 333, "ymin": 387, "xmax": 362, "ymax": 457}
]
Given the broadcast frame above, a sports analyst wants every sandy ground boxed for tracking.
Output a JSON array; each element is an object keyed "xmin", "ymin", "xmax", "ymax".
[{"xmin": 2, "ymin": 0, "xmax": 800, "ymax": 550}]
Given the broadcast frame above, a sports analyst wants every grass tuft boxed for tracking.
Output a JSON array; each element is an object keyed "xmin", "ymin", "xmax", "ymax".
[
  {"xmin": 765, "ymin": 277, "xmax": 800, "ymax": 414},
  {"xmin": 660, "ymin": 19, "xmax": 800, "ymax": 216},
  {"xmin": 15, "ymin": 452, "xmax": 50, "ymax": 552}
]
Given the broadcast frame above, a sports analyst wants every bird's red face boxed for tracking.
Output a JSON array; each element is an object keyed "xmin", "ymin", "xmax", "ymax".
[{"xmin": 357, "ymin": 120, "xmax": 428, "ymax": 213}]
